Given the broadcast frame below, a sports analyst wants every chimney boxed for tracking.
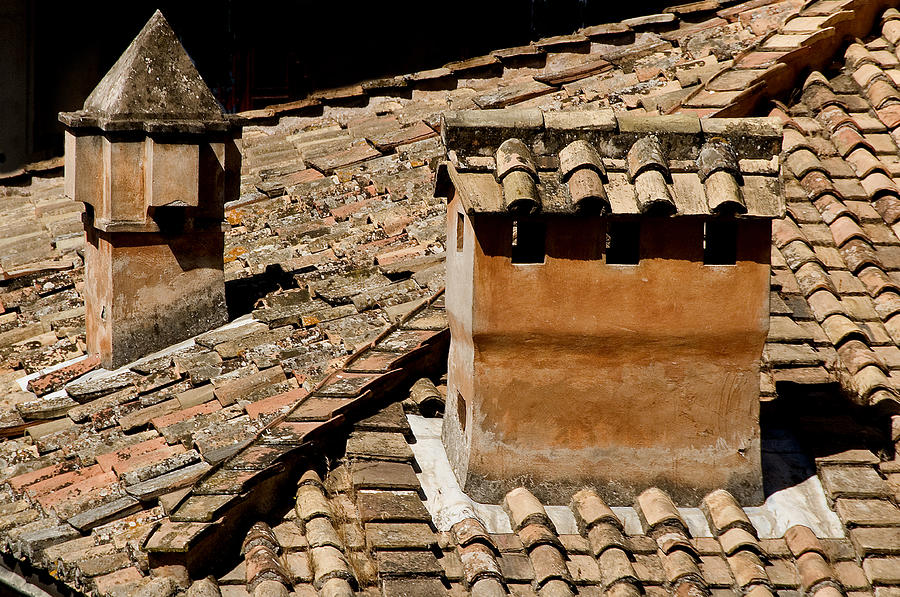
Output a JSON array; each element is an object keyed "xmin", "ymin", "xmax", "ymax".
[
  {"xmin": 59, "ymin": 11, "xmax": 239, "ymax": 369},
  {"xmin": 434, "ymin": 110, "xmax": 784, "ymax": 505}
]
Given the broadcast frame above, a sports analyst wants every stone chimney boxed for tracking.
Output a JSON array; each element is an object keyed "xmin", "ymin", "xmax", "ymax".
[
  {"xmin": 434, "ymin": 110, "xmax": 784, "ymax": 506},
  {"xmin": 59, "ymin": 11, "xmax": 239, "ymax": 369}
]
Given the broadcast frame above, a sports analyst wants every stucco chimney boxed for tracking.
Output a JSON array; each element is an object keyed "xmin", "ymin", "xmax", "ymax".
[
  {"xmin": 435, "ymin": 110, "xmax": 784, "ymax": 506},
  {"xmin": 59, "ymin": 10, "xmax": 240, "ymax": 369}
]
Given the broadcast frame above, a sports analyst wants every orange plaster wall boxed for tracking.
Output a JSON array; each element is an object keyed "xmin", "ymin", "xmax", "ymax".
[
  {"xmin": 84, "ymin": 226, "xmax": 227, "ymax": 369},
  {"xmin": 445, "ymin": 213, "xmax": 771, "ymax": 504}
]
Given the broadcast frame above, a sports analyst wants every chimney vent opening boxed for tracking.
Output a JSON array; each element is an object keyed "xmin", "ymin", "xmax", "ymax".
[
  {"xmin": 511, "ymin": 219, "xmax": 545, "ymax": 265},
  {"xmin": 703, "ymin": 220, "xmax": 737, "ymax": 265},
  {"xmin": 605, "ymin": 220, "xmax": 640, "ymax": 265}
]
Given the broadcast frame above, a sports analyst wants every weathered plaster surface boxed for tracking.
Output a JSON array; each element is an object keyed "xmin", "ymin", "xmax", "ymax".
[{"xmin": 445, "ymin": 211, "xmax": 772, "ymax": 505}]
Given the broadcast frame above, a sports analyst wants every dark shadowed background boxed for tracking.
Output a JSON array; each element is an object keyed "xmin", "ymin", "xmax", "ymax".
[{"xmin": 0, "ymin": 1, "xmax": 671, "ymax": 173}]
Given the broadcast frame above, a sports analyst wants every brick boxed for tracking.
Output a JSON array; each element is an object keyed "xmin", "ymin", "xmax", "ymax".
[
  {"xmin": 261, "ymin": 421, "xmax": 323, "ymax": 445},
  {"xmin": 820, "ymin": 466, "xmax": 893, "ymax": 500},
  {"xmin": 375, "ymin": 550, "xmax": 443, "ymax": 577},
  {"xmin": 95, "ymin": 436, "xmax": 169, "ymax": 473},
  {"xmin": 67, "ymin": 496, "xmax": 142, "ymax": 532},
  {"xmin": 850, "ymin": 527, "xmax": 900, "ymax": 556},
  {"xmin": 26, "ymin": 464, "xmax": 105, "ymax": 498},
  {"xmin": 214, "ymin": 366, "xmax": 287, "ymax": 406},
  {"xmin": 151, "ymin": 400, "xmax": 221, "ymax": 430},
  {"xmin": 35, "ymin": 470, "xmax": 118, "ymax": 510},
  {"xmin": 316, "ymin": 372, "xmax": 380, "ymax": 398},
  {"xmin": 346, "ymin": 432, "xmax": 413, "ymax": 462},
  {"xmin": 834, "ymin": 560, "xmax": 870, "ymax": 590},
  {"xmin": 380, "ymin": 578, "xmax": 447, "ymax": 597},
  {"xmin": 356, "ymin": 491, "xmax": 430, "ymax": 523},
  {"xmin": 350, "ymin": 462, "xmax": 420, "ymax": 491},
  {"xmin": 93, "ymin": 566, "xmax": 144, "ymax": 594},
  {"xmin": 27, "ymin": 356, "xmax": 101, "ymax": 396},
  {"xmin": 145, "ymin": 521, "xmax": 213, "ymax": 553},
  {"xmin": 365, "ymin": 523, "xmax": 437, "ymax": 550},
  {"xmin": 863, "ymin": 557, "xmax": 900, "ymax": 584},
  {"xmin": 175, "ymin": 384, "xmax": 216, "ymax": 409},
  {"xmin": 125, "ymin": 461, "xmax": 211, "ymax": 501},
  {"xmin": 118, "ymin": 399, "xmax": 180, "ymax": 432},
  {"xmin": 115, "ymin": 443, "xmax": 190, "ymax": 479},
  {"xmin": 7, "ymin": 461, "xmax": 79, "ymax": 494},
  {"xmin": 286, "ymin": 397, "xmax": 355, "ymax": 422},
  {"xmin": 246, "ymin": 387, "xmax": 307, "ymax": 420},
  {"xmin": 835, "ymin": 499, "xmax": 900, "ymax": 527}
]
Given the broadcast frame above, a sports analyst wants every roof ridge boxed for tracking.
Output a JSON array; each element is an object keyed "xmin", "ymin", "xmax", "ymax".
[{"xmin": 438, "ymin": 110, "xmax": 784, "ymax": 219}]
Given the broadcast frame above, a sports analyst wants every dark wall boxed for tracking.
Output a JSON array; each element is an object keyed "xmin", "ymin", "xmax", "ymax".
[
  {"xmin": 6, "ymin": 0, "xmax": 671, "ymax": 172},
  {"xmin": 0, "ymin": 0, "xmax": 31, "ymax": 174}
]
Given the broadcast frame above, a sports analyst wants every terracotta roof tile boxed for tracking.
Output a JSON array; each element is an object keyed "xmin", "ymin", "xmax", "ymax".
[{"xmin": 10, "ymin": 4, "xmax": 900, "ymax": 594}]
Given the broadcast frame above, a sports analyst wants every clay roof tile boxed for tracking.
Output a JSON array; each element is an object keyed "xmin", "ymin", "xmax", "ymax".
[
  {"xmin": 701, "ymin": 489, "xmax": 753, "ymax": 535},
  {"xmin": 817, "ymin": 105, "xmax": 857, "ymax": 134},
  {"xmin": 495, "ymin": 138, "xmax": 537, "ymax": 181},
  {"xmin": 853, "ymin": 364, "xmax": 896, "ymax": 403},
  {"xmin": 872, "ymin": 194, "xmax": 900, "ymax": 226},
  {"xmin": 805, "ymin": 69, "xmax": 832, "ymax": 88},
  {"xmin": 635, "ymin": 488, "xmax": 685, "ymax": 533},
  {"xmin": 846, "ymin": 43, "xmax": 878, "ymax": 70},
  {"xmin": 807, "ymin": 289, "xmax": 845, "ymax": 322},
  {"xmin": 627, "ymin": 136, "xmax": 677, "ymax": 215},
  {"xmin": 829, "ymin": 215, "xmax": 867, "ymax": 247},
  {"xmin": 626, "ymin": 135, "xmax": 668, "ymax": 181},
  {"xmin": 459, "ymin": 542, "xmax": 503, "ymax": 587},
  {"xmin": 873, "ymin": 290, "xmax": 900, "ymax": 320},
  {"xmin": 782, "ymin": 128, "xmax": 814, "ymax": 153},
  {"xmin": 837, "ymin": 339, "xmax": 887, "ymax": 375},
  {"xmin": 785, "ymin": 148, "xmax": 827, "ymax": 179},
  {"xmin": 802, "ymin": 82, "xmax": 844, "ymax": 113},
  {"xmin": 884, "ymin": 15, "xmax": 900, "ymax": 45},
  {"xmin": 559, "ymin": 140, "xmax": 610, "ymax": 213},
  {"xmin": 452, "ymin": 517, "xmax": 494, "ymax": 549},
  {"xmin": 503, "ymin": 487, "xmax": 553, "ymax": 532},
  {"xmin": 860, "ymin": 171, "xmax": 899, "ymax": 198},
  {"xmin": 719, "ymin": 527, "xmax": 762, "ymax": 556},
  {"xmin": 242, "ymin": 521, "xmax": 280, "ymax": 556},
  {"xmin": 821, "ymin": 313, "xmax": 867, "ymax": 347},
  {"xmin": 866, "ymin": 79, "xmax": 900, "ymax": 110},
  {"xmin": 558, "ymin": 140, "xmax": 606, "ymax": 181},
  {"xmin": 853, "ymin": 62, "xmax": 888, "ymax": 89},
  {"xmin": 831, "ymin": 126, "xmax": 874, "ymax": 158},
  {"xmin": 800, "ymin": 171, "xmax": 840, "ymax": 203},
  {"xmin": 570, "ymin": 488, "xmax": 622, "ymax": 534},
  {"xmin": 697, "ymin": 139, "xmax": 740, "ymax": 182},
  {"xmin": 495, "ymin": 139, "xmax": 541, "ymax": 215}
]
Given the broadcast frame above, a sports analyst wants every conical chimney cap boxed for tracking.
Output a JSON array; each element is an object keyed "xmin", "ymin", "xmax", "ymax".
[{"xmin": 60, "ymin": 10, "xmax": 230, "ymax": 134}]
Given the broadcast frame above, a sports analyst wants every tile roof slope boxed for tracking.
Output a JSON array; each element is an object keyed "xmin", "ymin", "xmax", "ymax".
[
  {"xmin": 669, "ymin": 0, "xmax": 900, "ymax": 117},
  {"xmin": 2, "ymin": 0, "xmax": 897, "ymax": 594},
  {"xmin": 764, "ymin": 8, "xmax": 900, "ymax": 412},
  {"xmin": 204, "ymin": 381, "xmax": 900, "ymax": 597}
]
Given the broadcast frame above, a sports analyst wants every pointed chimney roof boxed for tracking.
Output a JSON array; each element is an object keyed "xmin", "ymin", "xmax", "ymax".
[{"xmin": 60, "ymin": 10, "xmax": 230, "ymax": 133}]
